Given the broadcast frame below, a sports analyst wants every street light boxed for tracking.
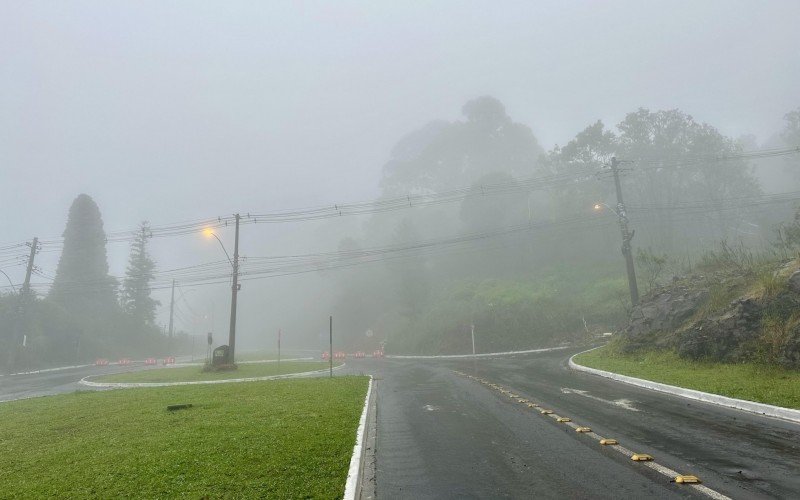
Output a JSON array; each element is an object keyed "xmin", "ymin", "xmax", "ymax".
[
  {"xmin": 202, "ymin": 216, "xmax": 241, "ymax": 365},
  {"xmin": 593, "ymin": 202, "xmax": 619, "ymax": 216}
]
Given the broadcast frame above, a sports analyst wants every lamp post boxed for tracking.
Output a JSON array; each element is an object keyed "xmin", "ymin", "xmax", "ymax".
[
  {"xmin": 203, "ymin": 214, "xmax": 241, "ymax": 364},
  {"xmin": 594, "ymin": 196, "xmax": 639, "ymax": 306}
]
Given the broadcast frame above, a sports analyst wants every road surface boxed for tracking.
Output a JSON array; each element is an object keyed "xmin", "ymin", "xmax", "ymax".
[{"xmin": 347, "ymin": 347, "xmax": 800, "ymax": 499}]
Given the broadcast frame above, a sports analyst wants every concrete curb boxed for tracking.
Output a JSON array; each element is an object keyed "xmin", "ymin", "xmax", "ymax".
[
  {"xmin": 79, "ymin": 363, "xmax": 346, "ymax": 388},
  {"xmin": 2, "ymin": 364, "xmax": 93, "ymax": 377},
  {"xmin": 569, "ymin": 349, "xmax": 800, "ymax": 425},
  {"xmin": 388, "ymin": 345, "xmax": 571, "ymax": 359},
  {"xmin": 343, "ymin": 376, "xmax": 374, "ymax": 500}
]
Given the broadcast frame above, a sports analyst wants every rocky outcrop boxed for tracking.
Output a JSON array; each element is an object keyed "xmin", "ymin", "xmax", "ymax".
[
  {"xmin": 621, "ymin": 277, "xmax": 709, "ymax": 350},
  {"xmin": 620, "ymin": 263, "xmax": 800, "ymax": 368},
  {"xmin": 788, "ymin": 270, "xmax": 800, "ymax": 294},
  {"xmin": 676, "ymin": 297, "xmax": 762, "ymax": 362}
]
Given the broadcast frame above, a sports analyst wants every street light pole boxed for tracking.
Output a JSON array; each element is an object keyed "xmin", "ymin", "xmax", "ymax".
[
  {"xmin": 228, "ymin": 214, "xmax": 240, "ymax": 364},
  {"xmin": 610, "ymin": 157, "xmax": 640, "ymax": 306}
]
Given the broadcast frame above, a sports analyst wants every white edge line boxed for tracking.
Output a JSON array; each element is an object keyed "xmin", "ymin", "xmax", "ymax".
[
  {"xmin": 569, "ymin": 348, "xmax": 800, "ymax": 425},
  {"xmin": 343, "ymin": 375, "xmax": 373, "ymax": 500},
  {"xmin": 79, "ymin": 363, "xmax": 346, "ymax": 388},
  {"xmin": 387, "ymin": 345, "xmax": 571, "ymax": 359}
]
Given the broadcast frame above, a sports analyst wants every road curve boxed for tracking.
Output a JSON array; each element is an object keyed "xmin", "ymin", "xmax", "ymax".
[{"xmin": 344, "ymin": 347, "xmax": 800, "ymax": 499}]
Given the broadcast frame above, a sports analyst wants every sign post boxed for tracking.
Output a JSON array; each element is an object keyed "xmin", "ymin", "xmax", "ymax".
[
  {"xmin": 329, "ymin": 316, "xmax": 333, "ymax": 378},
  {"xmin": 278, "ymin": 329, "xmax": 281, "ymax": 369}
]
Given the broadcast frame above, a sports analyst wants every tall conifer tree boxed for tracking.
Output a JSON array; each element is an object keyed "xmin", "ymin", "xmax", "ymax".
[
  {"xmin": 121, "ymin": 222, "xmax": 159, "ymax": 327},
  {"xmin": 49, "ymin": 194, "xmax": 118, "ymax": 316}
]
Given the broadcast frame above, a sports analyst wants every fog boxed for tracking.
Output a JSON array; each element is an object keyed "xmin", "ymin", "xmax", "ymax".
[{"xmin": 2, "ymin": 1, "xmax": 800, "ymax": 366}]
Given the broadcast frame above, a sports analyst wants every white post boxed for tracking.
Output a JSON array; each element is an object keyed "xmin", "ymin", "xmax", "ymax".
[{"xmin": 471, "ymin": 324, "xmax": 476, "ymax": 355}]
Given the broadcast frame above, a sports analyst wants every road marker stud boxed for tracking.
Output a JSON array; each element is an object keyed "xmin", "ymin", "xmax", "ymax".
[
  {"xmin": 526, "ymin": 403, "xmax": 539, "ymax": 408},
  {"xmin": 556, "ymin": 417, "xmax": 571, "ymax": 423},
  {"xmin": 517, "ymin": 398, "xmax": 529, "ymax": 403},
  {"xmin": 508, "ymin": 393, "xmax": 519, "ymax": 398},
  {"xmin": 575, "ymin": 427, "xmax": 591, "ymax": 433},
  {"xmin": 599, "ymin": 439, "xmax": 618, "ymax": 445},
  {"xmin": 540, "ymin": 409, "xmax": 553, "ymax": 414},
  {"xmin": 674, "ymin": 475, "xmax": 701, "ymax": 484},
  {"xmin": 631, "ymin": 454, "xmax": 653, "ymax": 461}
]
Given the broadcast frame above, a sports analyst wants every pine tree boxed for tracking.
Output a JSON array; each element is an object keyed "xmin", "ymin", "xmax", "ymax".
[
  {"xmin": 49, "ymin": 194, "xmax": 118, "ymax": 316},
  {"xmin": 120, "ymin": 222, "xmax": 159, "ymax": 327}
]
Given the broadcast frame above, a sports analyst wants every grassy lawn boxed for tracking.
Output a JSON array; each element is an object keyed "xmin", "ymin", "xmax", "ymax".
[
  {"xmin": 0, "ymin": 376, "xmax": 368, "ymax": 498},
  {"xmin": 574, "ymin": 347, "xmax": 800, "ymax": 409},
  {"xmin": 95, "ymin": 361, "xmax": 338, "ymax": 383}
]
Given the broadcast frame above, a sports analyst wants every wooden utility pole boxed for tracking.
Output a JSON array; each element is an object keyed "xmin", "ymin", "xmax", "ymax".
[
  {"xmin": 7, "ymin": 237, "xmax": 38, "ymax": 371},
  {"xmin": 610, "ymin": 157, "xmax": 640, "ymax": 306},
  {"xmin": 168, "ymin": 279, "xmax": 175, "ymax": 338},
  {"xmin": 228, "ymin": 214, "xmax": 241, "ymax": 364}
]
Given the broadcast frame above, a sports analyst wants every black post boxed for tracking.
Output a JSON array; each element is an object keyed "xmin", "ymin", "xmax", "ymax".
[
  {"xmin": 228, "ymin": 214, "xmax": 241, "ymax": 363},
  {"xmin": 610, "ymin": 157, "xmax": 640, "ymax": 306},
  {"xmin": 329, "ymin": 316, "xmax": 333, "ymax": 378}
]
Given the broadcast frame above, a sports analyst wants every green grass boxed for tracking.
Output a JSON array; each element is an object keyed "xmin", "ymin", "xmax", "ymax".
[
  {"xmin": 95, "ymin": 361, "xmax": 338, "ymax": 383},
  {"xmin": 0, "ymin": 376, "xmax": 368, "ymax": 498},
  {"xmin": 575, "ymin": 347, "xmax": 800, "ymax": 410}
]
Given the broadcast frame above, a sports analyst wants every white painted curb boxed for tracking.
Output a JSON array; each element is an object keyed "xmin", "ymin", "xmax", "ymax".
[
  {"xmin": 569, "ymin": 349, "xmax": 800, "ymax": 425},
  {"xmin": 388, "ymin": 345, "xmax": 571, "ymax": 359},
  {"xmin": 79, "ymin": 363, "xmax": 346, "ymax": 388},
  {"xmin": 344, "ymin": 376, "xmax": 373, "ymax": 500},
  {"xmin": 2, "ymin": 364, "xmax": 93, "ymax": 377}
]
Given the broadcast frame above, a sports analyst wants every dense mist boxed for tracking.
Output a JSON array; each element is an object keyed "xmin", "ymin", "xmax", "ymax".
[{"xmin": 2, "ymin": 1, "xmax": 800, "ymax": 370}]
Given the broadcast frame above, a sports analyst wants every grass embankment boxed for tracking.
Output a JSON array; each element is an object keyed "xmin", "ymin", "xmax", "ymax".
[
  {"xmin": 575, "ymin": 347, "xmax": 800, "ymax": 410},
  {"xmin": 0, "ymin": 377, "xmax": 368, "ymax": 498},
  {"xmin": 96, "ymin": 361, "xmax": 337, "ymax": 383}
]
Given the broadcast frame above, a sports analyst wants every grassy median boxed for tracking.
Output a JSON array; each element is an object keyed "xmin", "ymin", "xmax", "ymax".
[
  {"xmin": 574, "ymin": 347, "xmax": 800, "ymax": 410},
  {"xmin": 95, "ymin": 361, "xmax": 336, "ymax": 383},
  {"xmin": 0, "ymin": 376, "xmax": 368, "ymax": 498}
]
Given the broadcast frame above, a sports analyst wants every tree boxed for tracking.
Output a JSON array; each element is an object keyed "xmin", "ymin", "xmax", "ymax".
[
  {"xmin": 120, "ymin": 222, "xmax": 159, "ymax": 328},
  {"xmin": 380, "ymin": 96, "xmax": 544, "ymax": 196},
  {"xmin": 615, "ymin": 108, "xmax": 761, "ymax": 250},
  {"xmin": 49, "ymin": 194, "xmax": 118, "ymax": 317}
]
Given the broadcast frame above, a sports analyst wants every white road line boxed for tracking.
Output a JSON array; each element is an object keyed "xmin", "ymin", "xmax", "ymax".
[{"xmin": 560, "ymin": 387, "xmax": 639, "ymax": 411}]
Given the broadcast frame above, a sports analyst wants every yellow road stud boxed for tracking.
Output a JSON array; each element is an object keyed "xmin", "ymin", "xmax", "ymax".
[
  {"xmin": 631, "ymin": 454, "xmax": 653, "ymax": 461},
  {"xmin": 575, "ymin": 427, "xmax": 591, "ymax": 433},
  {"xmin": 556, "ymin": 417, "xmax": 571, "ymax": 423},
  {"xmin": 599, "ymin": 439, "xmax": 618, "ymax": 445},
  {"xmin": 540, "ymin": 409, "xmax": 553, "ymax": 414},
  {"xmin": 674, "ymin": 475, "xmax": 701, "ymax": 484}
]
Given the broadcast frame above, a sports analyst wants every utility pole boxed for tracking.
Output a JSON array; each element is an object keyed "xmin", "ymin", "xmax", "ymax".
[
  {"xmin": 610, "ymin": 157, "xmax": 639, "ymax": 306},
  {"xmin": 168, "ymin": 279, "xmax": 175, "ymax": 338},
  {"xmin": 7, "ymin": 237, "xmax": 38, "ymax": 371},
  {"xmin": 228, "ymin": 213, "xmax": 241, "ymax": 364}
]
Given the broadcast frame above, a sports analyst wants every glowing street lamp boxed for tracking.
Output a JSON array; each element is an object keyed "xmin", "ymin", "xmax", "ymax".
[{"xmin": 201, "ymin": 216, "xmax": 241, "ymax": 365}]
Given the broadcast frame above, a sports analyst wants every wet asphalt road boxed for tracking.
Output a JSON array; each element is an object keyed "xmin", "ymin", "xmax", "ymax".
[
  {"xmin": 4, "ymin": 349, "xmax": 799, "ymax": 499},
  {"xmin": 346, "ymin": 347, "xmax": 800, "ymax": 499},
  {"xmin": 0, "ymin": 363, "xmax": 139, "ymax": 402}
]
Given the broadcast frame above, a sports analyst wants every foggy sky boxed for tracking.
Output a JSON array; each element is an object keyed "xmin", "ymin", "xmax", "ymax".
[{"xmin": 2, "ymin": 1, "xmax": 799, "ymax": 341}]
